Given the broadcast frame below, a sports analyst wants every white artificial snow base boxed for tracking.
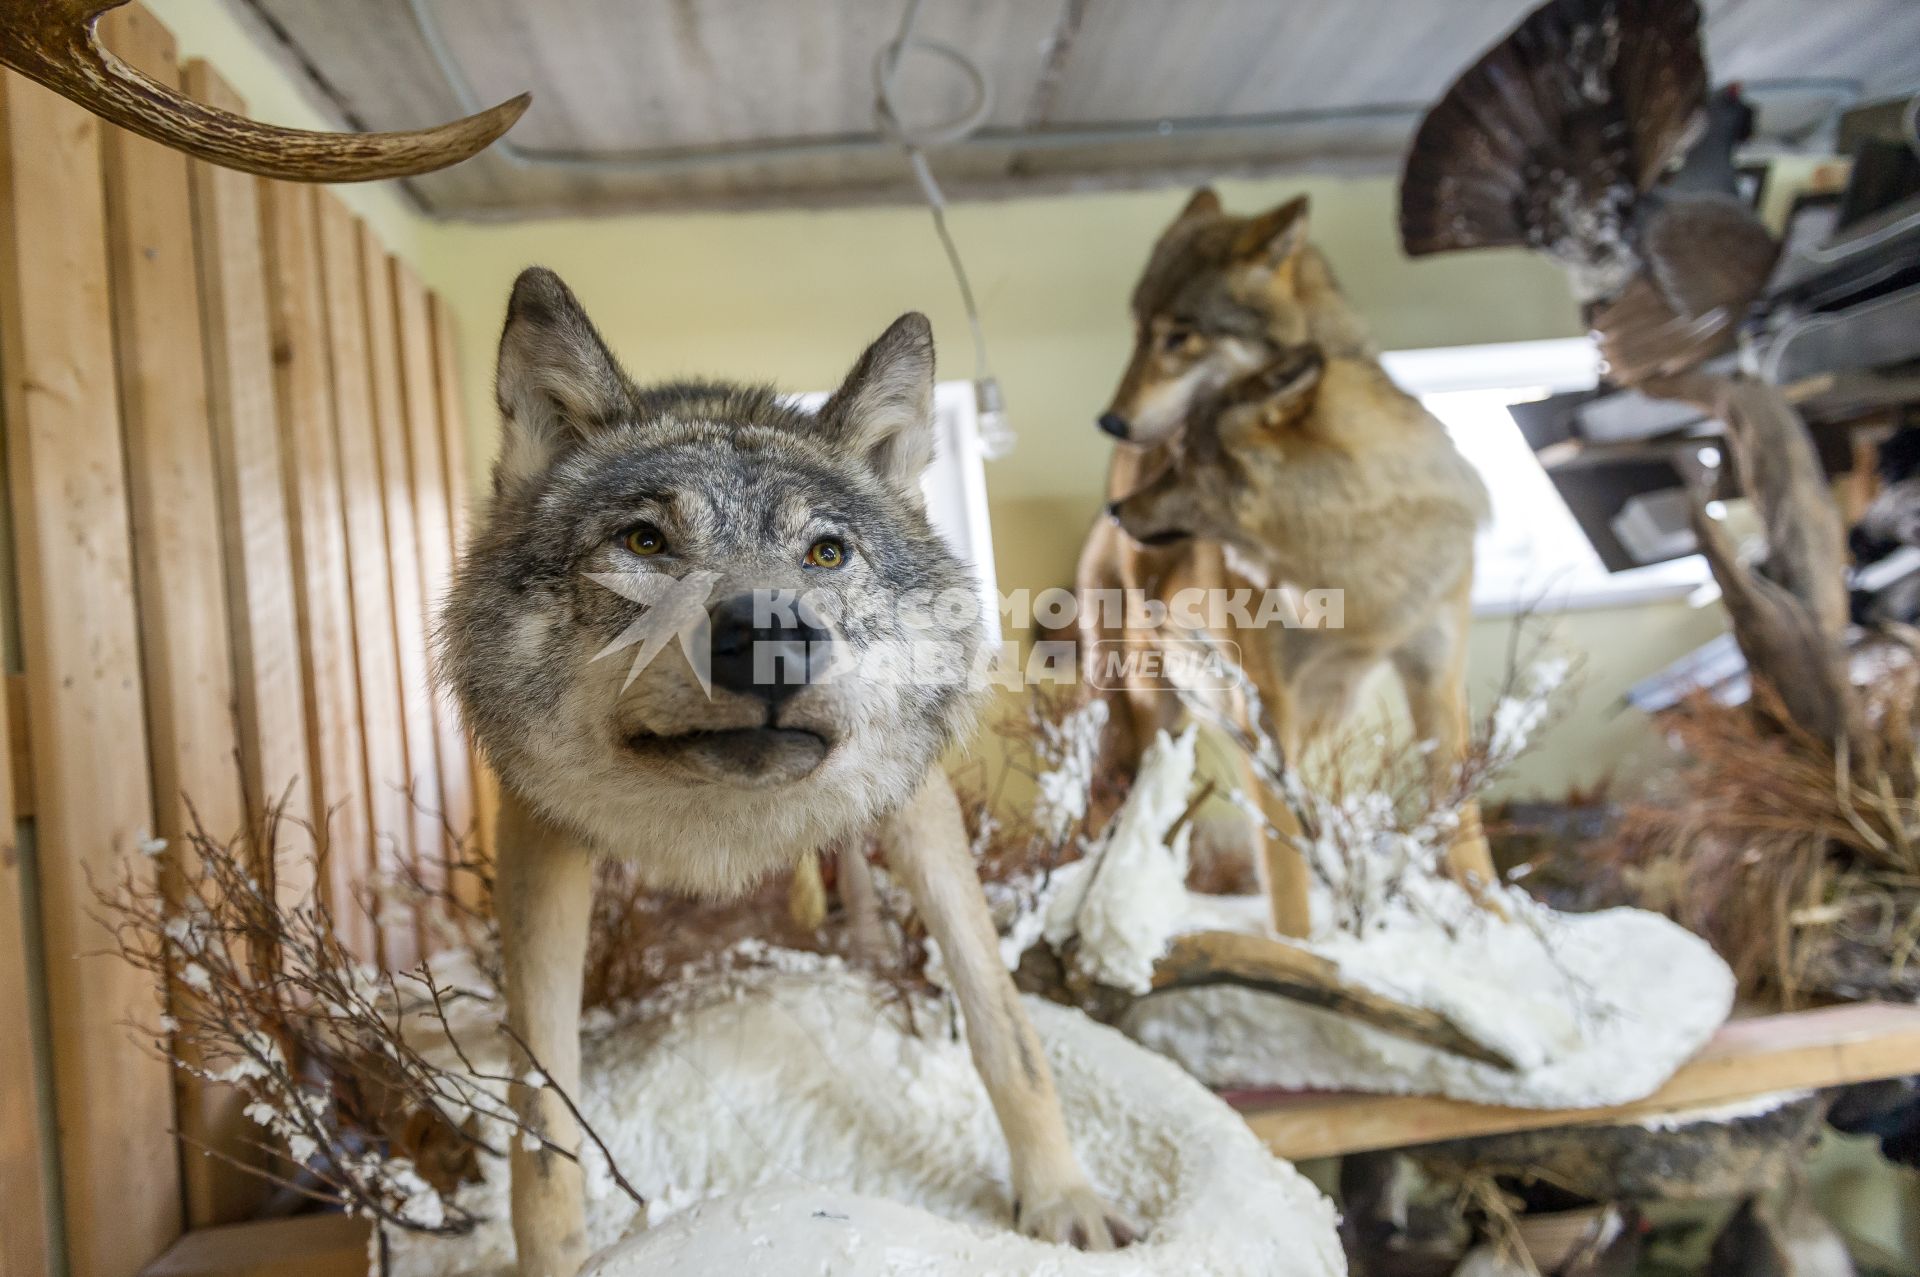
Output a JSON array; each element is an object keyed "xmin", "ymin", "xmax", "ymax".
[
  {"xmin": 1117, "ymin": 893, "xmax": 1735, "ymax": 1109},
  {"xmin": 1010, "ymin": 718, "xmax": 1734, "ymax": 1112},
  {"xmin": 389, "ymin": 957, "xmax": 1343, "ymax": 1277}
]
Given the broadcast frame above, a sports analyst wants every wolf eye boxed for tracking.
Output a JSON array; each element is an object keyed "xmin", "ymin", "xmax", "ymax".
[
  {"xmin": 623, "ymin": 523, "xmax": 667, "ymax": 556},
  {"xmin": 1162, "ymin": 325, "xmax": 1198, "ymax": 353},
  {"xmin": 805, "ymin": 537, "xmax": 846, "ymax": 569}
]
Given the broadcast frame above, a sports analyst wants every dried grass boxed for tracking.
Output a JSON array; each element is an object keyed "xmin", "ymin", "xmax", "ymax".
[{"xmin": 1607, "ymin": 658, "xmax": 1920, "ymax": 1006}]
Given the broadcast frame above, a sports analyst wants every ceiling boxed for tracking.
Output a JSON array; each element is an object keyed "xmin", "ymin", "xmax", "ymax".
[{"xmin": 234, "ymin": 0, "xmax": 1920, "ymax": 221}]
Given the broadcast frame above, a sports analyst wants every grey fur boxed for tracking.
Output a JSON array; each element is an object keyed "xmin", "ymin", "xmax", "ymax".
[{"xmin": 440, "ymin": 268, "xmax": 984, "ymax": 897}]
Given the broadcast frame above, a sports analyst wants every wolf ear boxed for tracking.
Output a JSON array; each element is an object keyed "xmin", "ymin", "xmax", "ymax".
[
  {"xmin": 1154, "ymin": 186, "xmax": 1220, "ymax": 246},
  {"xmin": 819, "ymin": 312, "xmax": 935, "ymax": 496},
  {"xmin": 1234, "ymin": 195, "xmax": 1310, "ymax": 266},
  {"xmin": 493, "ymin": 267, "xmax": 631, "ymax": 489},
  {"xmin": 1176, "ymin": 186, "xmax": 1221, "ymax": 223}
]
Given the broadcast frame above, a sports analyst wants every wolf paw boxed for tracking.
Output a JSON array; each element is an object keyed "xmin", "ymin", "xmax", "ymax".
[{"xmin": 1015, "ymin": 1184, "xmax": 1139, "ymax": 1251}]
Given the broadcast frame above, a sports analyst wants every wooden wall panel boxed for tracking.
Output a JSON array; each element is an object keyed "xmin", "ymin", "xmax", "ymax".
[
  {"xmin": 315, "ymin": 197, "xmax": 418, "ymax": 969},
  {"xmin": 185, "ymin": 62, "xmax": 316, "ymax": 909},
  {"xmin": 99, "ymin": 9, "xmax": 261, "ymax": 1229},
  {"xmin": 259, "ymin": 181, "xmax": 377, "ymax": 963},
  {"xmin": 429, "ymin": 295, "xmax": 498, "ymax": 866},
  {"xmin": 0, "ymin": 670, "xmax": 50, "ymax": 1277},
  {"xmin": 392, "ymin": 263, "xmax": 471, "ymax": 874},
  {"xmin": 359, "ymin": 230, "xmax": 443, "ymax": 908},
  {"xmin": 0, "ymin": 68, "xmax": 183, "ymax": 1277}
]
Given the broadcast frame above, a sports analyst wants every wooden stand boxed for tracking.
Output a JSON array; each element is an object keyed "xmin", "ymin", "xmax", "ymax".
[{"xmin": 1235, "ymin": 1001, "xmax": 1920, "ymax": 1160}]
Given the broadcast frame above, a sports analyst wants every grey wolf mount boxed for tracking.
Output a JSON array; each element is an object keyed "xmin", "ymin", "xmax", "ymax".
[
  {"xmin": 1400, "ymin": 0, "xmax": 1777, "ymax": 389},
  {"xmin": 1079, "ymin": 188, "xmax": 1500, "ymax": 939},
  {"xmin": 438, "ymin": 268, "xmax": 1135, "ymax": 1275}
]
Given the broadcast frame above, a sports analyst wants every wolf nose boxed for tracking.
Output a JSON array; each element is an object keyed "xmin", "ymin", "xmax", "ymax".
[
  {"xmin": 707, "ymin": 593, "xmax": 831, "ymax": 704},
  {"xmin": 1097, "ymin": 412, "xmax": 1131, "ymax": 440}
]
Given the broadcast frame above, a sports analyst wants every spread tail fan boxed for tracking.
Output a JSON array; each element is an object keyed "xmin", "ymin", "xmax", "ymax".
[{"xmin": 1399, "ymin": 0, "xmax": 1708, "ymax": 260}]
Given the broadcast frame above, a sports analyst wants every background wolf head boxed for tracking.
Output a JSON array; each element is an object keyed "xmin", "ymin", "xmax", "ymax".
[
  {"xmin": 1098, "ymin": 189, "xmax": 1379, "ymax": 447},
  {"xmin": 439, "ymin": 268, "xmax": 985, "ymax": 896}
]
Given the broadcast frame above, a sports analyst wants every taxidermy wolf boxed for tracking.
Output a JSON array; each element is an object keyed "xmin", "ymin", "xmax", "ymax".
[
  {"xmin": 1082, "ymin": 190, "xmax": 1498, "ymax": 934},
  {"xmin": 440, "ymin": 268, "xmax": 1133, "ymax": 1274}
]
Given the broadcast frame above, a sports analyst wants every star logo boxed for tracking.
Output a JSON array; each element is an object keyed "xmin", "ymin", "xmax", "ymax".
[{"xmin": 584, "ymin": 568, "xmax": 722, "ymax": 694}]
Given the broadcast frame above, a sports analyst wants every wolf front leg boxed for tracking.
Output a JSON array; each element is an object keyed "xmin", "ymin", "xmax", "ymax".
[
  {"xmin": 1237, "ymin": 631, "xmax": 1314, "ymax": 938},
  {"xmin": 496, "ymin": 789, "xmax": 597, "ymax": 1277},
  {"xmin": 880, "ymin": 770, "xmax": 1136, "ymax": 1250},
  {"xmin": 1392, "ymin": 588, "xmax": 1504, "ymax": 911}
]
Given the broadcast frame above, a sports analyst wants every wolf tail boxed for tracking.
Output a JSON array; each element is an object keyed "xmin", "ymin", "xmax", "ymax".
[{"xmin": 1398, "ymin": 0, "xmax": 1707, "ymax": 261}]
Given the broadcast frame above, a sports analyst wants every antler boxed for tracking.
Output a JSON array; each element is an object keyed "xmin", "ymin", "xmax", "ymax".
[{"xmin": 1, "ymin": 0, "xmax": 529, "ymax": 182}]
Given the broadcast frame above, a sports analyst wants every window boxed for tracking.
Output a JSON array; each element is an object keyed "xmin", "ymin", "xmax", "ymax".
[{"xmin": 1382, "ymin": 340, "xmax": 1711, "ymax": 615}]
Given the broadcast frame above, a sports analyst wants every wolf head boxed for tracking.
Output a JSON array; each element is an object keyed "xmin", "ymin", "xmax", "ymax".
[
  {"xmin": 1107, "ymin": 346, "xmax": 1327, "ymax": 555},
  {"xmin": 440, "ymin": 268, "xmax": 985, "ymax": 896},
  {"xmin": 1100, "ymin": 189, "xmax": 1373, "ymax": 448}
]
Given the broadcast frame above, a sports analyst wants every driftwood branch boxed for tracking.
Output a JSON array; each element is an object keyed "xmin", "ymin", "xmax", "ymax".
[
  {"xmin": 1, "ymin": 0, "xmax": 528, "ymax": 182},
  {"xmin": 1148, "ymin": 929, "xmax": 1520, "ymax": 1071},
  {"xmin": 1665, "ymin": 372, "xmax": 1857, "ymax": 753}
]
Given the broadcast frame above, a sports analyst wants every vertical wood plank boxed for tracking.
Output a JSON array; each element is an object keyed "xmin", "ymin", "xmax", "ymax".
[
  {"xmin": 0, "ymin": 663, "xmax": 51, "ymax": 1277},
  {"xmin": 98, "ymin": 7, "xmax": 259, "ymax": 1228},
  {"xmin": 429, "ymin": 294, "xmax": 476, "ymax": 547},
  {"xmin": 315, "ymin": 197, "xmax": 417, "ymax": 969},
  {"xmin": 185, "ymin": 61, "xmax": 317, "ymax": 911},
  {"xmin": 259, "ymin": 180, "xmax": 377, "ymax": 963},
  {"xmin": 392, "ymin": 262, "xmax": 472, "ymax": 889},
  {"xmin": 0, "ymin": 67, "xmax": 183, "ymax": 1277},
  {"xmin": 360, "ymin": 228, "xmax": 442, "ymax": 922},
  {"xmin": 429, "ymin": 295, "xmax": 499, "ymax": 869}
]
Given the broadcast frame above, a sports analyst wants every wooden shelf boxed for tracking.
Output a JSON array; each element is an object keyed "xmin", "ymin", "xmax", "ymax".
[
  {"xmin": 141, "ymin": 1214, "xmax": 367, "ymax": 1277},
  {"xmin": 1233, "ymin": 1002, "xmax": 1920, "ymax": 1161}
]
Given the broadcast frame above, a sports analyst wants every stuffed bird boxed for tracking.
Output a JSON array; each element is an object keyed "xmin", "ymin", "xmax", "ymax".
[{"xmin": 1399, "ymin": 0, "xmax": 1778, "ymax": 387}]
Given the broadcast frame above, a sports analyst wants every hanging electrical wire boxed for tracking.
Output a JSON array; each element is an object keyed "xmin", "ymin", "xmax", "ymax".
[{"xmin": 872, "ymin": 0, "xmax": 1016, "ymax": 458}]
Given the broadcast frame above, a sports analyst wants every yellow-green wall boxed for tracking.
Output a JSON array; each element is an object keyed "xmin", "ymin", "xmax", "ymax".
[{"xmin": 154, "ymin": 1, "xmax": 1721, "ymax": 800}]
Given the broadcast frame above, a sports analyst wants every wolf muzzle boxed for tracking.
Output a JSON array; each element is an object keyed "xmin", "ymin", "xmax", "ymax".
[{"xmin": 708, "ymin": 592, "xmax": 833, "ymax": 704}]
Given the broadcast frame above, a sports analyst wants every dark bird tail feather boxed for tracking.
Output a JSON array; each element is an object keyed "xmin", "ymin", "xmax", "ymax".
[{"xmin": 1399, "ymin": 0, "xmax": 1708, "ymax": 261}]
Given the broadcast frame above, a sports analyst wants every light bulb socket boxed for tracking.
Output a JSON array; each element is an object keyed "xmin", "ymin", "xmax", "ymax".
[{"xmin": 974, "ymin": 376, "xmax": 1014, "ymax": 459}]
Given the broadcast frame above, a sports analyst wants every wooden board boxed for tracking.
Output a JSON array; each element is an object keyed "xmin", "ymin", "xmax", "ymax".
[
  {"xmin": 185, "ymin": 61, "xmax": 316, "ymax": 908},
  {"xmin": 0, "ymin": 66, "xmax": 183, "ymax": 1277},
  {"xmin": 1236, "ymin": 1001, "xmax": 1920, "ymax": 1161},
  {"xmin": 358, "ymin": 225, "xmax": 442, "ymax": 914},
  {"xmin": 429, "ymin": 293, "xmax": 475, "ymax": 546},
  {"xmin": 392, "ymin": 261, "xmax": 471, "ymax": 881},
  {"xmin": 139, "ymin": 1214, "xmax": 367, "ymax": 1277},
  {"xmin": 258, "ymin": 180, "xmax": 377, "ymax": 963},
  {"xmin": 99, "ymin": 9, "xmax": 262, "ymax": 1229},
  {"xmin": 315, "ymin": 195, "xmax": 417, "ymax": 969},
  {"xmin": 429, "ymin": 294, "xmax": 497, "ymax": 872},
  {"xmin": 0, "ymin": 629, "xmax": 50, "ymax": 1277}
]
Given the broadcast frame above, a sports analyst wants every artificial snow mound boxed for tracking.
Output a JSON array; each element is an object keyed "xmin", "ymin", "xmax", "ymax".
[
  {"xmin": 390, "ymin": 956, "xmax": 1344, "ymax": 1277},
  {"xmin": 1118, "ymin": 892, "xmax": 1735, "ymax": 1109}
]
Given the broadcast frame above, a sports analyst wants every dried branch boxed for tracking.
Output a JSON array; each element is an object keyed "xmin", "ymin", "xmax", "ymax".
[{"xmin": 96, "ymin": 803, "xmax": 644, "ymax": 1236}]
